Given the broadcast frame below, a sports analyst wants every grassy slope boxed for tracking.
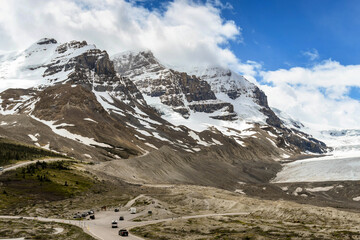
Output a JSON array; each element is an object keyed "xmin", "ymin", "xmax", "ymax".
[
  {"xmin": 0, "ymin": 137, "xmax": 67, "ymax": 166},
  {"xmin": 0, "ymin": 160, "xmax": 160, "ymax": 217},
  {"xmin": 0, "ymin": 161, "xmax": 94, "ymax": 213}
]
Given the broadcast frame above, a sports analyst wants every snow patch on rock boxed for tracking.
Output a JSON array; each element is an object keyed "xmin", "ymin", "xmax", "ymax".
[{"xmin": 31, "ymin": 115, "xmax": 111, "ymax": 148}]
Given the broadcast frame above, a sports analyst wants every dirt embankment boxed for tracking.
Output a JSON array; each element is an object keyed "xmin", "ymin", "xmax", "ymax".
[{"xmin": 89, "ymin": 144, "xmax": 282, "ymax": 190}]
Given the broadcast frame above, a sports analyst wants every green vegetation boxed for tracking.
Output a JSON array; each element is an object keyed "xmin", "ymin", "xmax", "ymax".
[
  {"xmin": 0, "ymin": 138, "xmax": 66, "ymax": 166},
  {"xmin": 0, "ymin": 161, "xmax": 94, "ymax": 213},
  {"xmin": 0, "ymin": 218, "xmax": 96, "ymax": 240},
  {"xmin": 133, "ymin": 198, "xmax": 152, "ymax": 207},
  {"xmin": 0, "ymin": 159, "xmax": 154, "ymax": 218}
]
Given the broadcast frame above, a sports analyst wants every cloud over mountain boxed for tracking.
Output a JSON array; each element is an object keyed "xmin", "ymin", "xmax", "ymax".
[
  {"xmin": 0, "ymin": 0, "xmax": 256, "ymax": 73},
  {"xmin": 1, "ymin": 0, "xmax": 360, "ymax": 130},
  {"xmin": 260, "ymin": 60, "xmax": 360, "ymax": 129}
]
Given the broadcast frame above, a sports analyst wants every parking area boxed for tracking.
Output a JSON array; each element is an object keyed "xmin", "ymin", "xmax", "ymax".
[{"xmin": 84, "ymin": 208, "xmax": 145, "ymax": 240}]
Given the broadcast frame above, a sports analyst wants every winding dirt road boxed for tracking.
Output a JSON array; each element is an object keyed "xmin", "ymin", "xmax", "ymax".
[
  {"xmin": 0, "ymin": 195, "xmax": 250, "ymax": 240},
  {"xmin": 0, "ymin": 158, "xmax": 70, "ymax": 175}
]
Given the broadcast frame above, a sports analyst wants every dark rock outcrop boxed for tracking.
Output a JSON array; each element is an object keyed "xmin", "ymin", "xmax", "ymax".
[{"xmin": 37, "ymin": 38, "xmax": 57, "ymax": 45}]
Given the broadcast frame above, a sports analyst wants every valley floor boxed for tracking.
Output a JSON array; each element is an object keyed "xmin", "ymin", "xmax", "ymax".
[
  {"xmin": 2, "ymin": 153, "xmax": 360, "ymax": 239},
  {"xmin": 2, "ymin": 184, "xmax": 360, "ymax": 240}
]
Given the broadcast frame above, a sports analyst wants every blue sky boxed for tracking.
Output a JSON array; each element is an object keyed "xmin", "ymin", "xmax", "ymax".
[
  {"xmin": 128, "ymin": 0, "xmax": 360, "ymax": 112},
  {"xmin": 223, "ymin": 0, "xmax": 360, "ymax": 70},
  {"xmin": 134, "ymin": 0, "xmax": 360, "ymax": 70}
]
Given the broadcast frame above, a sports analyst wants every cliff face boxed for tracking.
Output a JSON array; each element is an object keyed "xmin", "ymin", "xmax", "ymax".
[
  {"xmin": 112, "ymin": 51, "xmax": 235, "ymax": 119},
  {"xmin": 188, "ymin": 66, "xmax": 283, "ymax": 128}
]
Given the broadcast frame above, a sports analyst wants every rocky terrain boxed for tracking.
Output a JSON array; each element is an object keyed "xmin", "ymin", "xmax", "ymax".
[
  {"xmin": 2, "ymin": 157, "xmax": 360, "ymax": 240},
  {"xmin": 127, "ymin": 184, "xmax": 360, "ymax": 240}
]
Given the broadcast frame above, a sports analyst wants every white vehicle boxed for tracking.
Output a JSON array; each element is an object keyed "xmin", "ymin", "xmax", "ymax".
[
  {"xmin": 111, "ymin": 220, "xmax": 118, "ymax": 228},
  {"xmin": 0, "ymin": 167, "xmax": 3, "ymax": 172},
  {"xmin": 130, "ymin": 207, "xmax": 136, "ymax": 214}
]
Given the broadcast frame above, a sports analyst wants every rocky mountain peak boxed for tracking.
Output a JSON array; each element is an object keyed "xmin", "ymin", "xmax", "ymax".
[
  {"xmin": 187, "ymin": 66, "xmax": 283, "ymax": 127},
  {"xmin": 112, "ymin": 50, "xmax": 165, "ymax": 79},
  {"xmin": 55, "ymin": 40, "xmax": 89, "ymax": 54},
  {"xmin": 38, "ymin": 39, "xmax": 115, "ymax": 85},
  {"xmin": 111, "ymin": 51, "xmax": 235, "ymax": 119},
  {"xmin": 0, "ymin": 39, "xmax": 146, "ymax": 110},
  {"xmin": 36, "ymin": 38, "xmax": 58, "ymax": 45},
  {"xmin": 188, "ymin": 66, "xmax": 256, "ymax": 100}
]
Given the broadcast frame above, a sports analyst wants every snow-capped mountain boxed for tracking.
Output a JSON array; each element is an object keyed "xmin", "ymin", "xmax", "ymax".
[
  {"xmin": 112, "ymin": 51, "xmax": 282, "ymax": 127},
  {"xmin": 111, "ymin": 50, "xmax": 326, "ymax": 154},
  {"xmin": 0, "ymin": 38, "xmax": 328, "ymax": 186},
  {"xmin": 112, "ymin": 50, "xmax": 235, "ymax": 121},
  {"xmin": 315, "ymin": 129, "xmax": 360, "ymax": 155},
  {"xmin": 187, "ymin": 66, "xmax": 277, "ymax": 124},
  {"xmin": 272, "ymin": 107, "xmax": 304, "ymax": 130},
  {"xmin": 2, "ymin": 38, "xmax": 241, "ymax": 159}
]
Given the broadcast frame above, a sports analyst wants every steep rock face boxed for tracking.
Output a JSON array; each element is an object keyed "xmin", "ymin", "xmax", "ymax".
[
  {"xmin": 263, "ymin": 125, "xmax": 327, "ymax": 154},
  {"xmin": 0, "ymin": 37, "xmax": 144, "ymax": 106},
  {"xmin": 31, "ymin": 40, "xmax": 145, "ymax": 107},
  {"xmin": 112, "ymin": 50, "xmax": 164, "ymax": 77},
  {"xmin": 112, "ymin": 51, "xmax": 234, "ymax": 119},
  {"xmin": 189, "ymin": 67, "xmax": 253, "ymax": 99},
  {"xmin": 37, "ymin": 38, "xmax": 58, "ymax": 45},
  {"xmin": 189, "ymin": 66, "xmax": 283, "ymax": 127}
]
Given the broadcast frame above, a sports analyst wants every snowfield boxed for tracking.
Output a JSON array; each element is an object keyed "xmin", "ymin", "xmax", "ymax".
[
  {"xmin": 30, "ymin": 115, "xmax": 112, "ymax": 148},
  {"xmin": 273, "ymin": 155, "xmax": 360, "ymax": 183},
  {"xmin": 0, "ymin": 38, "xmax": 97, "ymax": 92}
]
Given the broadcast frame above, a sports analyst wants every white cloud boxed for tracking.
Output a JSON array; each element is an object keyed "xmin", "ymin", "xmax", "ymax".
[
  {"xmin": 0, "ymin": 0, "xmax": 256, "ymax": 73},
  {"xmin": 302, "ymin": 48, "xmax": 319, "ymax": 61},
  {"xmin": 207, "ymin": 0, "xmax": 233, "ymax": 10},
  {"xmin": 260, "ymin": 60, "xmax": 360, "ymax": 129},
  {"xmin": 234, "ymin": 60, "xmax": 262, "ymax": 84}
]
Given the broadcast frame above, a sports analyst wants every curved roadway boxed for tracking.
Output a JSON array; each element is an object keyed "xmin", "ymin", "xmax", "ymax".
[
  {"xmin": 0, "ymin": 162, "xmax": 249, "ymax": 239},
  {"xmin": 0, "ymin": 196, "xmax": 250, "ymax": 240}
]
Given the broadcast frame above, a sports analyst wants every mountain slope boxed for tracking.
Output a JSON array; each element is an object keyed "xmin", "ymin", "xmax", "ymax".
[{"xmin": 188, "ymin": 66, "xmax": 282, "ymax": 127}]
